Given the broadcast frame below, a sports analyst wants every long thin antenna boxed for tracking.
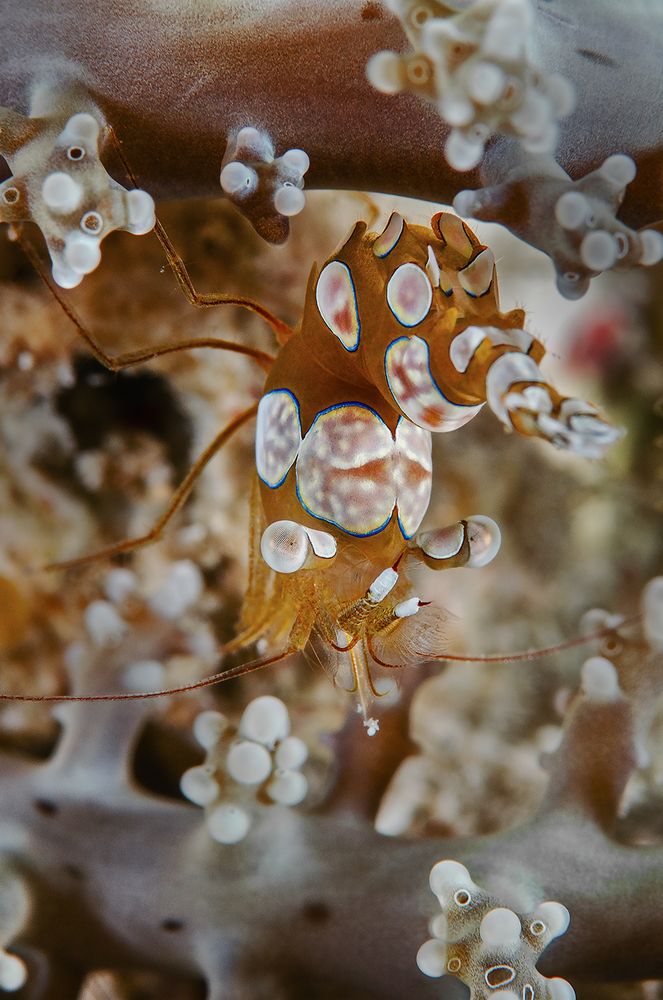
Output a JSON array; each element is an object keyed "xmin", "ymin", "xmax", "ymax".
[
  {"xmin": 107, "ymin": 124, "xmax": 293, "ymax": 344},
  {"xmin": 17, "ymin": 229, "xmax": 276, "ymax": 371},
  {"xmin": 368, "ymin": 614, "xmax": 642, "ymax": 668},
  {"xmin": 0, "ymin": 648, "xmax": 297, "ymax": 703}
]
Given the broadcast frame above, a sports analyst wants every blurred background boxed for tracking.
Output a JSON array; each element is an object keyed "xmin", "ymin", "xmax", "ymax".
[{"xmin": 0, "ymin": 189, "xmax": 661, "ymax": 998}]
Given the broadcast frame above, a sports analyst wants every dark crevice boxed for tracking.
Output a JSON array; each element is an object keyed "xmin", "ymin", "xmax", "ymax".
[
  {"xmin": 33, "ymin": 797, "xmax": 58, "ymax": 816},
  {"xmin": 132, "ymin": 720, "xmax": 202, "ymax": 801},
  {"xmin": 161, "ymin": 918, "xmax": 184, "ymax": 933},
  {"xmin": 301, "ymin": 900, "xmax": 331, "ymax": 924},
  {"xmin": 361, "ymin": 1, "xmax": 383, "ymax": 19},
  {"xmin": 576, "ymin": 47, "xmax": 619, "ymax": 68},
  {"xmin": 55, "ymin": 356, "xmax": 193, "ymax": 482}
]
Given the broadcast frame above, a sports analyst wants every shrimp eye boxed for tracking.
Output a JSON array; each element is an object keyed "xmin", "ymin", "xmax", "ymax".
[
  {"xmin": 260, "ymin": 521, "xmax": 336, "ymax": 574},
  {"xmin": 261, "ymin": 521, "xmax": 310, "ymax": 574}
]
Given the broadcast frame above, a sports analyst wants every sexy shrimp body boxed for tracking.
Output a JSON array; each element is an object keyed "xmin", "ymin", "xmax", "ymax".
[
  {"xmin": 1, "ymin": 211, "xmax": 624, "ymax": 717},
  {"xmin": 257, "ymin": 213, "xmax": 530, "ymax": 580},
  {"xmin": 247, "ymin": 212, "xmax": 622, "ymax": 718}
]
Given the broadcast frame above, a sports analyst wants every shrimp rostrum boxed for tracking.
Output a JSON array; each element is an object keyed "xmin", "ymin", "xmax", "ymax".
[{"xmin": 22, "ymin": 210, "xmax": 623, "ymax": 722}]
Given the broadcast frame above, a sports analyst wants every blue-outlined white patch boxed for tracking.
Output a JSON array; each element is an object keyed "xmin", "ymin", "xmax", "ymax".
[
  {"xmin": 426, "ymin": 245, "xmax": 440, "ymax": 288},
  {"xmin": 449, "ymin": 326, "xmax": 487, "ymax": 373},
  {"xmin": 385, "ymin": 335, "xmax": 483, "ymax": 431},
  {"xmin": 315, "ymin": 260, "xmax": 361, "ymax": 351},
  {"xmin": 386, "ymin": 262, "xmax": 433, "ymax": 328},
  {"xmin": 394, "ymin": 417, "xmax": 432, "ymax": 538},
  {"xmin": 373, "ymin": 212, "xmax": 404, "ymax": 258},
  {"xmin": 296, "ymin": 402, "xmax": 395, "ymax": 537},
  {"xmin": 458, "ymin": 248, "xmax": 495, "ymax": 298},
  {"xmin": 255, "ymin": 388, "xmax": 302, "ymax": 488}
]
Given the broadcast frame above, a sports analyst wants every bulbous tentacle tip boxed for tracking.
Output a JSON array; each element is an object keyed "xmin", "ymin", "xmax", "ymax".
[
  {"xmin": 580, "ymin": 655, "xmax": 621, "ymax": 702},
  {"xmin": 219, "ymin": 126, "xmax": 310, "ymax": 242},
  {"xmin": 455, "ymin": 148, "xmax": 657, "ymax": 297},
  {"xmin": 368, "ymin": 0, "xmax": 574, "ymax": 172},
  {"xmin": 181, "ymin": 695, "xmax": 309, "ymax": 843},
  {"xmin": 0, "ymin": 102, "xmax": 156, "ymax": 288},
  {"xmin": 420, "ymin": 858, "xmax": 575, "ymax": 995},
  {"xmin": 555, "ymin": 270, "xmax": 591, "ymax": 300},
  {"xmin": 0, "ymin": 950, "xmax": 28, "ymax": 992},
  {"xmin": 643, "ymin": 576, "xmax": 663, "ymax": 651},
  {"xmin": 365, "ymin": 50, "xmax": 405, "ymax": 95}
]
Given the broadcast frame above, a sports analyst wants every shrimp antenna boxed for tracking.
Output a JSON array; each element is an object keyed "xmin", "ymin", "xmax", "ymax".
[
  {"xmin": 367, "ymin": 613, "xmax": 643, "ymax": 669},
  {"xmin": 0, "ymin": 648, "xmax": 297, "ymax": 703},
  {"xmin": 15, "ymin": 228, "xmax": 276, "ymax": 372},
  {"xmin": 106, "ymin": 124, "xmax": 293, "ymax": 344}
]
